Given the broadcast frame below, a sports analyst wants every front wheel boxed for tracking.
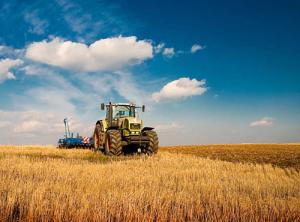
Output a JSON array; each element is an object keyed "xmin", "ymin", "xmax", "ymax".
[
  {"xmin": 104, "ymin": 130, "xmax": 123, "ymax": 156},
  {"xmin": 143, "ymin": 131, "xmax": 159, "ymax": 155}
]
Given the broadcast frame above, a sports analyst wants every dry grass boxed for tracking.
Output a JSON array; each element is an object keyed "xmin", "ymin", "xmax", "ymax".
[
  {"xmin": 0, "ymin": 145, "xmax": 300, "ymax": 221},
  {"xmin": 161, "ymin": 144, "xmax": 300, "ymax": 170}
]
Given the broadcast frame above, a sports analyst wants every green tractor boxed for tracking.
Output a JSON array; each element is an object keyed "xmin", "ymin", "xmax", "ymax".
[{"xmin": 93, "ymin": 102, "xmax": 159, "ymax": 155}]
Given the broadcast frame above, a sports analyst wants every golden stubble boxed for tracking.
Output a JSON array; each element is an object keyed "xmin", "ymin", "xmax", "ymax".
[{"xmin": 0, "ymin": 145, "xmax": 300, "ymax": 221}]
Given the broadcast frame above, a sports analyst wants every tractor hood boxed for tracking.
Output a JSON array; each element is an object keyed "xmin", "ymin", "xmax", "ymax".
[
  {"xmin": 126, "ymin": 117, "xmax": 141, "ymax": 124},
  {"xmin": 117, "ymin": 117, "xmax": 142, "ymax": 131}
]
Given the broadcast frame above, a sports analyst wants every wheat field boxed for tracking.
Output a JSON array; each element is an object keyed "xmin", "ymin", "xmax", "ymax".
[
  {"xmin": 0, "ymin": 145, "xmax": 300, "ymax": 221},
  {"xmin": 161, "ymin": 144, "xmax": 300, "ymax": 170}
]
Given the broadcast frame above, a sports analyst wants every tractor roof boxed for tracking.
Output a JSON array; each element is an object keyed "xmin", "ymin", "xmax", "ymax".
[{"xmin": 107, "ymin": 103, "xmax": 136, "ymax": 106}]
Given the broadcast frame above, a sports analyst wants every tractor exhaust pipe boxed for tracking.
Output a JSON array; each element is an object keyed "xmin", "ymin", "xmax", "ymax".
[{"xmin": 108, "ymin": 102, "xmax": 113, "ymax": 127}]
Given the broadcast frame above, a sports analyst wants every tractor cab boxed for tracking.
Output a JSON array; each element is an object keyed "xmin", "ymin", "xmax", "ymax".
[
  {"xmin": 111, "ymin": 105, "xmax": 135, "ymax": 118},
  {"xmin": 102, "ymin": 103, "xmax": 144, "ymax": 130}
]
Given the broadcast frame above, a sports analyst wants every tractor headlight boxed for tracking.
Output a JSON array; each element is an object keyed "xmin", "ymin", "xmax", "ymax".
[{"xmin": 131, "ymin": 131, "xmax": 140, "ymax": 135}]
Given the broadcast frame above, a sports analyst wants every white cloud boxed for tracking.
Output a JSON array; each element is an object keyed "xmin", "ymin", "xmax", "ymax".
[
  {"xmin": 113, "ymin": 72, "xmax": 147, "ymax": 104},
  {"xmin": 0, "ymin": 46, "xmax": 12, "ymax": 57},
  {"xmin": 0, "ymin": 71, "xmax": 90, "ymax": 143},
  {"xmin": 154, "ymin": 43, "xmax": 165, "ymax": 53},
  {"xmin": 0, "ymin": 121, "xmax": 10, "ymax": 128},
  {"xmin": 191, "ymin": 44, "xmax": 204, "ymax": 53},
  {"xmin": 155, "ymin": 122, "xmax": 184, "ymax": 132},
  {"xmin": 20, "ymin": 64, "xmax": 54, "ymax": 76},
  {"xmin": 55, "ymin": 0, "xmax": 132, "ymax": 42},
  {"xmin": 250, "ymin": 117, "xmax": 274, "ymax": 127},
  {"xmin": 0, "ymin": 45, "xmax": 24, "ymax": 57},
  {"xmin": 24, "ymin": 10, "xmax": 48, "ymax": 35},
  {"xmin": 76, "ymin": 71, "xmax": 147, "ymax": 105},
  {"xmin": 14, "ymin": 120, "xmax": 41, "ymax": 133},
  {"xmin": 25, "ymin": 36, "xmax": 153, "ymax": 72},
  {"xmin": 162, "ymin": 47, "xmax": 175, "ymax": 58},
  {"xmin": 56, "ymin": 0, "xmax": 96, "ymax": 34},
  {"xmin": 10, "ymin": 69, "xmax": 86, "ymax": 114},
  {"xmin": 152, "ymin": 77, "xmax": 208, "ymax": 102},
  {"xmin": 0, "ymin": 63, "xmax": 146, "ymax": 143},
  {"xmin": 0, "ymin": 58, "xmax": 23, "ymax": 83},
  {"xmin": 0, "ymin": 110, "xmax": 81, "ymax": 135},
  {"xmin": 1, "ymin": 70, "xmax": 99, "ymax": 143},
  {"xmin": 0, "ymin": 108, "xmax": 86, "ymax": 144}
]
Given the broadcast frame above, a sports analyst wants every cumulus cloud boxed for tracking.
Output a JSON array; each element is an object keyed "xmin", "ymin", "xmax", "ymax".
[
  {"xmin": 191, "ymin": 44, "xmax": 204, "ymax": 53},
  {"xmin": 0, "ymin": 58, "xmax": 23, "ymax": 83},
  {"xmin": 250, "ymin": 117, "xmax": 274, "ymax": 127},
  {"xmin": 25, "ymin": 36, "xmax": 153, "ymax": 72},
  {"xmin": 162, "ymin": 47, "xmax": 175, "ymax": 58},
  {"xmin": 152, "ymin": 77, "xmax": 207, "ymax": 102}
]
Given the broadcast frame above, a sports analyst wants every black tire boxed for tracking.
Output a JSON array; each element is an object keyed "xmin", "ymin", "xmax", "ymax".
[
  {"xmin": 104, "ymin": 130, "xmax": 123, "ymax": 156},
  {"xmin": 93, "ymin": 122, "xmax": 104, "ymax": 152},
  {"xmin": 144, "ymin": 131, "xmax": 159, "ymax": 154}
]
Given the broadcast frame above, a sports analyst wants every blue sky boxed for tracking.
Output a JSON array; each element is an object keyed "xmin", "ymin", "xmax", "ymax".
[{"xmin": 0, "ymin": 0, "xmax": 299, "ymax": 145}]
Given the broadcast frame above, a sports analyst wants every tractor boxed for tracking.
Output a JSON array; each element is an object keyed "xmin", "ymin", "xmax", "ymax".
[{"xmin": 93, "ymin": 102, "xmax": 159, "ymax": 155}]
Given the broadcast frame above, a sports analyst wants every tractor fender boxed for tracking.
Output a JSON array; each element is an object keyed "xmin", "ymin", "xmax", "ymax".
[
  {"xmin": 106, "ymin": 126, "xmax": 119, "ymax": 131},
  {"xmin": 142, "ymin": 127, "xmax": 154, "ymax": 132}
]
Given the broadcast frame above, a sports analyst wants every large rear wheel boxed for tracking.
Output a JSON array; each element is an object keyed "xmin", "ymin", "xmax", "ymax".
[
  {"xmin": 143, "ymin": 130, "xmax": 159, "ymax": 155},
  {"xmin": 104, "ymin": 130, "xmax": 123, "ymax": 156}
]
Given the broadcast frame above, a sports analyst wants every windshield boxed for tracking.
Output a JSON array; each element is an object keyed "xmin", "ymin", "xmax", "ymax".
[{"xmin": 112, "ymin": 105, "xmax": 135, "ymax": 118}]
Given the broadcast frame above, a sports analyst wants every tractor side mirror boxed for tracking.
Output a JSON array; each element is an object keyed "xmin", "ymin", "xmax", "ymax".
[
  {"xmin": 101, "ymin": 103, "xmax": 105, "ymax": 110},
  {"xmin": 142, "ymin": 105, "xmax": 145, "ymax": 112}
]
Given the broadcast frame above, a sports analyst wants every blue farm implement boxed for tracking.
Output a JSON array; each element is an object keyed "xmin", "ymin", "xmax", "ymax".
[{"xmin": 57, "ymin": 118, "xmax": 93, "ymax": 149}]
